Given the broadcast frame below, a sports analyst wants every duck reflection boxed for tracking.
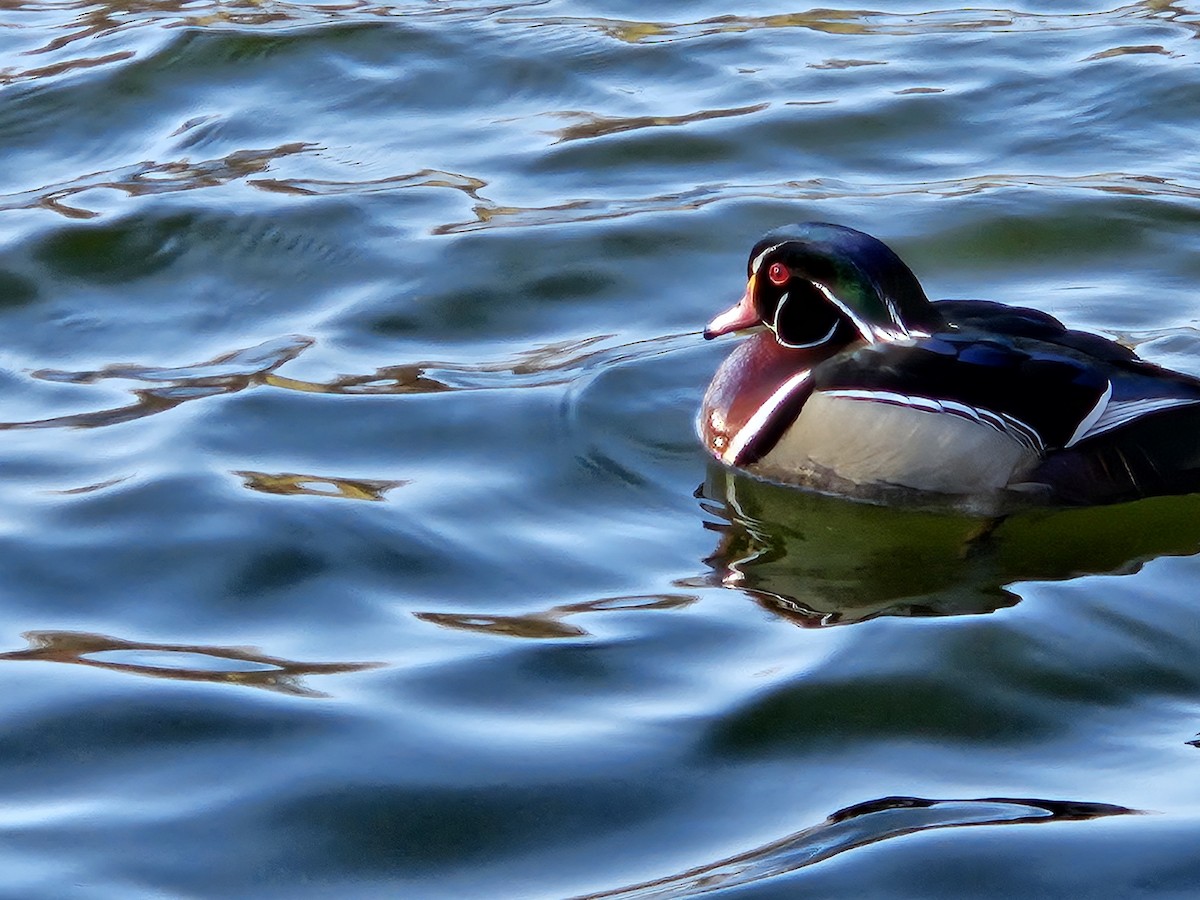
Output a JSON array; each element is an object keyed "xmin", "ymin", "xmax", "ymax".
[
  {"xmin": 699, "ymin": 464, "xmax": 1200, "ymax": 627},
  {"xmin": 0, "ymin": 630, "xmax": 380, "ymax": 697}
]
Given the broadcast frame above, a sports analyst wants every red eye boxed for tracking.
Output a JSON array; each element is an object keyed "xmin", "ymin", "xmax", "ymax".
[{"xmin": 767, "ymin": 262, "xmax": 789, "ymax": 285}]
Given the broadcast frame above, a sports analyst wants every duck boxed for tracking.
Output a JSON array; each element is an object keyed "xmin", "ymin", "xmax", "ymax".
[{"xmin": 700, "ymin": 222, "xmax": 1200, "ymax": 510}]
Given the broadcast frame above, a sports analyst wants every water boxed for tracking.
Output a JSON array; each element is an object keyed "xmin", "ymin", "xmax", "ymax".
[{"xmin": 2, "ymin": 1, "xmax": 1200, "ymax": 896}]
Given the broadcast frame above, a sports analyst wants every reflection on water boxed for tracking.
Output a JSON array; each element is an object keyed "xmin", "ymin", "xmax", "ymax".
[
  {"xmin": 699, "ymin": 465, "xmax": 1200, "ymax": 627},
  {"xmin": 577, "ymin": 794, "xmax": 1137, "ymax": 899},
  {"xmin": 10, "ymin": 153, "xmax": 1198, "ymax": 240},
  {"xmin": 416, "ymin": 593, "xmax": 695, "ymax": 639},
  {"xmin": 517, "ymin": 5, "xmax": 1197, "ymax": 45},
  {"xmin": 13, "ymin": 331, "xmax": 697, "ymax": 431},
  {"xmin": 550, "ymin": 104, "xmax": 768, "ymax": 143},
  {"xmin": 235, "ymin": 470, "xmax": 409, "ymax": 501},
  {"xmin": 11, "ymin": 335, "xmax": 314, "ymax": 429},
  {"xmin": 0, "ymin": 142, "xmax": 315, "ymax": 219},
  {"xmin": 19, "ymin": 143, "xmax": 1196, "ymax": 241},
  {"xmin": 5, "ymin": 0, "xmax": 551, "ymax": 84},
  {"xmin": 0, "ymin": 631, "xmax": 380, "ymax": 697},
  {"xmin": 433, "ymin": 171, "xmax": 1200, "ymax": 235},
  {"xmin": 4, "ymin": 0, "xmax": 1200, "ymax": 892},
  {"xmin": 252, "ymin": 167, "xmax": 488, "ymax": 201},
  {"xmin": 0, "ymin": 49, "xmax": 135, "ymax": 87}
]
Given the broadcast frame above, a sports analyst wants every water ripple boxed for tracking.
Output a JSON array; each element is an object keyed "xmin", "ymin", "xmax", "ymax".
[
  {"xmin": 0, "ymin": 630, "xmax": 380, "ymax": 697},
  {"xmin": 415, "ymin": 593, "xmax": 696, "ymax": 640},
  {"xmin": 11, "ymin": 331, "xmax": 700, "ymax": 430},
  {"xmin": 251, "ymin": 167, "xmax": 487, "ymax": 201},
  {"xmin": 575, "ymin": 795, "xmax": 1138, "ymax": 899},
  {"xmin": 0, "ymin": 142, "xmax": 315, "ymax": 219},
  {"xmin": 432, "ymin": 170, "xmax": 1200, "ymax": 234},
  {"xmin": 2, "ymin": 0, "xmax": 553, "ymax": 85},
  {"xmin": 549, "ymin": 104, "xmax": 768, "ymax": 144},
  {"xmin": 0, "ymin": 48, "xmax": 135, "ymax": 86},
  {"xmin": 235, "ymin": 470, "xmax": 409, "ymax": 501},
  {"xmin": 12, "ymin": 334, "xmax": 312, "ymax": 429},
  {"xmin": 506, "ymin": 4, "xmax": 1200, "ymax": 45}
]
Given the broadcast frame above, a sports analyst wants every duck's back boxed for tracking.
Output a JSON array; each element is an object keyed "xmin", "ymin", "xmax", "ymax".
[{"xmin": 755, "ymin": 299, "xmax": 1200, "ymax": 507}]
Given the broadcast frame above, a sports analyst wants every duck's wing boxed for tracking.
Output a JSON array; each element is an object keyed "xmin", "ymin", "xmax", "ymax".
[
  {"xmin": 934, "ymin": 299, "xmax": 1070, "ymax": 338},
  {"xmin": 933, "ymin": 299, "xmax": 1139, "ymax": 363},
  {"xmin": 938, "ymin": 300, "xmax": 1200, "ymax": 439},
  {"xmin": 812, "ymin": 331, "xmax": 1149, "ymax": 454}
]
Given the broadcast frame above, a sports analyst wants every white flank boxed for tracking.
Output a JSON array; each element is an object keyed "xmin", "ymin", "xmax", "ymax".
[{"xmin": 821, "ymin": 389, "xmax": 1045, "ymax": 453}]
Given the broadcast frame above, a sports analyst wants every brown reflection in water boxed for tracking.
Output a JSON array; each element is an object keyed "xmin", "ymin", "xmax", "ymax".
[
  {"xmin": 1085, "ymin": 44, "xmax": 1175, "ymax": 61},
  {"xmin": 416, "ymin": 594, "xmax": 696, "ymax": 639},
  {"xmin": 0, "ymin": 630, "xmax": 381, "ymax": 698},
  {"xmin": 10, "ymin": 330, "xmax": 695, "ymax": 431},
  {"xmin": 0, "ymin": 50, "xmax": 135, "ymax": 86},
  {"xmin": 264, "ymin": 332, "xmax": 620, "ymax": 395},
  {"xmin": 808, "ymin": 58, "xmax": 886, "ymax": 69},
  {"xmin": 6, "ymin": 334, "xmax": 314, "ymax": 430},
  {"xmin": 251, "ymin": 168, "xmax": 488, "ymax": 201},
  {"xmin": 16, "ymin": 134, "xmax": 1189, "ymax": 234},
  {"xmin": 236, "ymin": 470, "xmax": 408, "ymax": 501},
  {"xmin": 511, "ymin": 5, "xmax": 1193, "ymax": 45},
  {"xmin": 434, "ymin": 171, "xmax": 1200, "ymax": 235},
  {"xmin": 10, "ymin": 0, "xmax": 549, "ymax": 67},
  {"xmin": 550, "ymin": 104, "xmax": 767, "ymax": 143},
  {"xmin": 49, "ymin": 476, "xmax": 132, "ymax": 495},
  {"xmin": 574, "ymin": 794, "xmax": 1137, "ymax": 899},
  {"xmin": 0, "ymin": 142, "xmax": 315, "ymax": 219}
]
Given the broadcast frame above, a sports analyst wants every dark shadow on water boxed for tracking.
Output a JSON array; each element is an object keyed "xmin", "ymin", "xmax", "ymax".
[
  {"xmin": 572, "ymin": 794, "xmax": 1138, "ymax": 899},
  {"xmin": 696, "ymin": 465, "xmax": 1200, "ymax": 627},
  {"xmin": 0, "ymin": 630, "xmax": 381, "ymax": 697}
]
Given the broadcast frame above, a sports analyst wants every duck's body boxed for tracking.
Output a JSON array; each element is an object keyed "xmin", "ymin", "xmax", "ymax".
[{"xmin": 701, "ymin": 223, "xmax": 1200, "ymax": 509}]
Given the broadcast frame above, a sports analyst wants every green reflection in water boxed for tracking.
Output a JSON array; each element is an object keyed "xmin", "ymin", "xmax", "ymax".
[{"xmin": 699, "ymin": 464, "xmax": 1200, "ymax": 627}]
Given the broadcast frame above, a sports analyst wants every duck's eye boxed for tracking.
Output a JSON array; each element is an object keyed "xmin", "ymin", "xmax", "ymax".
[{"xmin": 767, "ymin": 262, "xmax": 790, "ymax": 286}]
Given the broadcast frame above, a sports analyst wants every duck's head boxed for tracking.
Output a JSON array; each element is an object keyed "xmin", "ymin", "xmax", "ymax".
[
  {"xmin": 703, "ymin": 222, "xmax": 940, "ymax": 346},
  {"xmin": 701, "ymin": 223, "xmax": 942, "ymax": 469}
]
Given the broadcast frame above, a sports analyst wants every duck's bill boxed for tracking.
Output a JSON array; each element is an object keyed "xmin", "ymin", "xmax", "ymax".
[{"xmin": 704, "ymin": 280, "xmax": 761, "ymax": 339}]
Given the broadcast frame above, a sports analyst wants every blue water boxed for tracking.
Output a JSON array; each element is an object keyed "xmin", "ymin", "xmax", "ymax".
[{"xmin": 3, "ymin": 1, "xmax": 1200, "ymax": 896}]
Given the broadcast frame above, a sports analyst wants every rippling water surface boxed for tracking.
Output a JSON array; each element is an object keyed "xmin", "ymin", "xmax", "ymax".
[{"xmin": 4, "ymin": 1, "xmax": 1200, "ymax": 896}]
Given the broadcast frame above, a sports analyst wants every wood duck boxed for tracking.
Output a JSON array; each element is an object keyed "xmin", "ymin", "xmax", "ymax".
[{"xmin": 700, "ymin": 222, "xmax": 1200, "ymax": 509}]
